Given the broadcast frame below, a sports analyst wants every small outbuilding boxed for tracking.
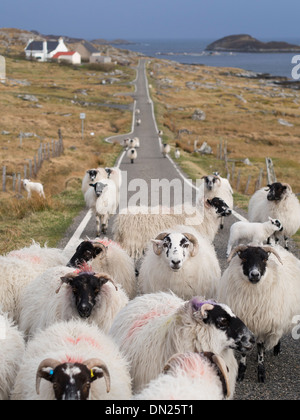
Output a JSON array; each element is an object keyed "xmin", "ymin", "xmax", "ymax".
[
  {"xmin": 52, "ymin": 51, "xmax": 82, "ymax": 65},
  {"xmin": 90, "ymin": 53, "xmax": 112, "ymax": 64}
]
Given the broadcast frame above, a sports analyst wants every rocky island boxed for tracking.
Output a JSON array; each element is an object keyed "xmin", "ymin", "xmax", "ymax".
[{"xmin": 206, "ymin": 34, "xmax": 300, "ymax": 53}]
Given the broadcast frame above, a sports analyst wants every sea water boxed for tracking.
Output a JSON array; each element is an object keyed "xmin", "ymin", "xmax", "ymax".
[{"xmin": 116, "ymin": 38, "xmax": 300, "ymax": 80}]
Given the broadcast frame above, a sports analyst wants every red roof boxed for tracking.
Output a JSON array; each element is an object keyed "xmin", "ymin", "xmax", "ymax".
[{"xmin": 53, "ymin": 51, "xmax": 77, "ymax": 58}]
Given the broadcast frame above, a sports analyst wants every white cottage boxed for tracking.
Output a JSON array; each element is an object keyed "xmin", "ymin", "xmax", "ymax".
[{"xmin": 25, "ymin": 37, "xmax": 68, "ymax": 62}]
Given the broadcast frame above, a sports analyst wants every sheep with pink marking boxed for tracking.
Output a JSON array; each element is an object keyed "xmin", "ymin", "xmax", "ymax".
[
  {"xmin": 19, "ymin": 265, "xmax": 129, "ymax": 339},
  {"xmin": 0, "ymin": 242, "xmax": 68, "ymax": 322},
  {"xmin": 134, "ymin": 352, "xmax": 230, "ymax": 400},
  {"xmin": 11, "ymin": 320, "xmax": 132, "ymax": 400},
  {"xmin": 109, "ymin": 292, "xmax": 255, "ymax": 398}
]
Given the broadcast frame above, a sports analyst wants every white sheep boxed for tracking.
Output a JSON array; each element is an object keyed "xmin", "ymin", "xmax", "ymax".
[
  {"xmin": 11, "ymin": 320, "xmax": 132, "ymax": 400},
  {"xmin": 134, "ymin": 352, "xmax": 230, "ymax": 400},
  {"xmin": 109, "ymin": 292, "xmax": 255, "ymax": 397},
  {"xmin": 248, "ymin": 182, "xmax": 300, "ymax": 249},
  {"xmin": 161, "ymin": 143, "xmax": 171, "ymax": 158},
  {"xmin": 202, "ymin": 174, "xmax": 234, "ymax": 229},
  {"xmin": 127, "ymin": 147, "xmax": 137, "ymax": 164},
  {"xmin": 113, "ymin": 198, "xmax": 232, "ymax": 259},
  {"xmin": 0, "ymin": 242, "xmax": 68, "ymax": 322},
  {"xmin": 218, "ymin": 243, "xmax": 300, "ymax": 383},
  {"xmin": 175, "ymin": 149, "xmax": 181, "ymax": 159},
  {"xmin": 140, "ymin": 226, "xmax": 221, "ymax": 300},
  {"xmin": 19, "ymin": 266, "xmax": 129, "ymax": 339},
  {"xmin": 226, "ymin": 217, "xmax": 283, "ymax": 257},
  {"xmin": 84, "ymin": 179, "xmax": 118, "ymax": 236},
  {"xmin": 67, "ymin": 239, "xmax": 137, "ymax": 299},
  {"xmin": 23, "ymin": 179, "xmax": 45, "ymax": 199},
  {"xmin": 104, "ymin": 167, "xmax": 123, "ymax": 193},
  {"xmin": 136, "ymin": 118, "xmax": 141, "ymax": 126},
  {"xmin": 0, "ymin": 312, "xmax": 25, "ymax": 400}
]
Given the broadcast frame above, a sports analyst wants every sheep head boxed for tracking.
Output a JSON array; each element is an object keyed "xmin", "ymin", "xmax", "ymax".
[
  {"xmin": 151, "ymin": 231, "xmax": 199, "ymax": 271},
  {"xmin": 67, "ymin": 240, "xmax": 107, "ymax": 268},
  {"xmin": 57, "ymin": 272, "xmax": 117, "ymax": 319},
  {"xmin": 187, "ymin": 297, "xmax": 255, "ymax": 354},
  {"xmin": 36, "ymin": 358, "xmax": 110, "ymax": 400},
  {"xmin": 227, "ymin": 245, "xmax": 283, "ymax": 284}
]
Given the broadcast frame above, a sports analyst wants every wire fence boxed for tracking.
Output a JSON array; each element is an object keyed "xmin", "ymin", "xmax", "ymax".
[{"xmin": 1, "ymin": 130, "xmax": 64, "ymax": 194}]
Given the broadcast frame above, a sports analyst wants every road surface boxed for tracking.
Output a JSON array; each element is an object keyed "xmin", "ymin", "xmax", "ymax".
[{"xmin": 59, "ymin": 59, "xmax": 300, "ymax": 400}]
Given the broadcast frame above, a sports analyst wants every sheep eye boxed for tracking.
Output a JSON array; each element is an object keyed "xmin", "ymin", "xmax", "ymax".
[
  {"xmin": 183, "ymin": 243, "xmax": 189, "ymax": 248},
  {"xmin": 94, "ymin": 288, "xmax": 100, "ymax": 294},
  {"xmin": 72, "ymin": 288, "xmax": 78, "ymax": 294},
  {"xmin": 217, "ymin": 317, "xmax": 229, "ymax": 329},
  {"xmin": 163, "ymin": 243, "xmax": 169, "ymax": 248}
]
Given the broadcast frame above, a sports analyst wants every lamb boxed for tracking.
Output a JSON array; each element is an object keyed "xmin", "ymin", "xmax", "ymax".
[
  {"xmin": 218, "ymin": 243, "xmax": 300, "ymax": 383},
  {"xmin": 134, "ymin": 352, "xmax": 231, "ymax": 400},
  {"xmin": 0, "ymin": 242, "xmax": 68, "ymax": 322},
  {"xmin": 19, "ymin": 266, "xmax": 129, "ymax": 338},
  {"xmin": 0, "ymin": 312, "xmax": 25, "ymax": 400},
  {"xmin": 127, "ymin": 147, "xmax": 137, "ymax": 164},
  {"xmin": 202, "ymin": 174, "xmax": 234, "ymax": 229},
  {"xmin": 161, "ymin": 143, "xmax": 171, "ymax": 158},
  {"xmin": 139, "ymin": 226, "xmax": 221, "ymax": 300},
  {"xmin": 85, "ymin": 179, "xmax": 118, "ymax": 236},
  {"xmin": 113, "ymin": 197, "xmax": 232, "ymax": 259},
  {"xmin": 11, "ymin": 320, "xmax": 132, "ymax": 400},
  {"xmin": 109, "ymin": 292, "xmax": 255, "ymax": 396},
  {"xmin": 67, "ymin": 239, "xmax": 137, "ymax": 299},
  {"xmin": 226, "ymin": 217, "xmax": 283, "ymax": 257},
  {"xmin": 23, "ymin": 179, "xmax": 45, "ymax": 199},
  {"xmin": 175, "ymin": 149, "xmax": 180, "ymax": 159},
  {"xmin": 248, "ymin": 182, "xmax": 300, "ymax": 249},
  {"xmin": 136, "ymin": 118, "xmax": 141, "ymax": 126}
]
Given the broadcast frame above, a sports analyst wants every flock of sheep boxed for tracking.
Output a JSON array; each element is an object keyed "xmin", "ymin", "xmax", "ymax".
[{"xmin": 1, "ymin": 160, "xmax": 300, "ymax": 399}]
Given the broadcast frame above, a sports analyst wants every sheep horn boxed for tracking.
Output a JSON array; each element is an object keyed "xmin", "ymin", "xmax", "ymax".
[
  {"xmin": 163, "ymin": 353, "xmax": 182, "ymax": 374},
  {"xmin": 83, "ymin": 359, "xmax": 111, "ymax": 393},
  {"xmin": 262, "ymin": 246, "xmax": 283, "ymax": 265},
  {"xmin": 92, "ymin": 242, "xmax": 108, "ymax": 260},
  {"xmin": 227, "ymin": 245, "xmax": 248, "ymax": 263},
  {"xmin": 36, "ymin": 358, "xmax": 61, "ymax": 395},
  {"xmin": 203, "ymin": 353, "xmax": 230, "ymax": 399},
  {"xmin": 183, "ymin": 233, "xmax": 199, "ymax": 257},
  {"xmin": 152, "ymin": 232, "xmax": 169, "ymax": 256},
  {"xmin": 56, "ymin": 272, "xmax": 78, "ymax": 294},
  {"xmin": 94, "ymin": 273, "xmax": 118, "ymax": 291}
]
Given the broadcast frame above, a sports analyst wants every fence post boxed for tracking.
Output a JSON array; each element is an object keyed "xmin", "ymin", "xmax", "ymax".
[
  {"xmin": 244, "ymin": 176, "xmax": 252, "ymax": 195},
  {"xmin": 12, "ymin": 174, "xmax": 16, "ymax": 191},
  {"xmin": 2, "ymin": 166, "xmax": 6, "ymax": 192},
  {"xmin": 29, "ymin": 160, "xmax": 32, "ymax": 178},
  {"xmin": 236, "ymin": 170, "xmax": 241, "ymax": 192},
  {"xmin": 17, "ymin": 173, "xmax": 21, "ymax": 194}
]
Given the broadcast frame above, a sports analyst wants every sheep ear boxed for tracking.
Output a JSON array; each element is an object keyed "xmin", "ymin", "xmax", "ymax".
[
  {"xmin": 56, "ymin": 273, "xmax": 77, "ymax": 293},
  {"xmin": 190, "ymin": 298, "xmax": 215, "ymax": 320},
  {"xmin": 89, "ymin": 183, "xmax": 96, "ymax": 188},
  {"xmin": 151, "ymin": 239, "xmax": 164, "ymax": 256}
]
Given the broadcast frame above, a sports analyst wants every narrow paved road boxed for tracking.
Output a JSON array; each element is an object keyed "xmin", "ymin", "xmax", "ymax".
[{"xmin": 59, "ymin": 59, "xmax": 300, "ymax": 400}]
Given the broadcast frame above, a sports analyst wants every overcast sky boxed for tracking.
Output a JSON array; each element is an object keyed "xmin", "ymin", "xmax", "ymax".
[{"xmin": 1, "ymin": 0, "xmax": 299, "ymax": 41}]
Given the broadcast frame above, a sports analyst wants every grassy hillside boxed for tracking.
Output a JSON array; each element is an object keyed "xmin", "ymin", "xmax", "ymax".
[
  {"xmin": 147, "ymin": 59, "xmax": 300, "ymax": 244},
  {"xmin": 0, "ymin": 51, "xmax": 136, "ymax": 254}
]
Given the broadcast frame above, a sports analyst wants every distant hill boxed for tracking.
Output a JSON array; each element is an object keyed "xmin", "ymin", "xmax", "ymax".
[
  {"xmin": 206, "ymin": 34, "xmax": 300, "ymax": 53},
  {"xmin": 0, "ymin": 28, "xmax": 133, "ymax": 50}
]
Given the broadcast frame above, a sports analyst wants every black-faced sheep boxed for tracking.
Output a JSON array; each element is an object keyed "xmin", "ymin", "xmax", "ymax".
[
  {"xmin": 110, "ymin": 292, "xmax": 255, "ymax": 397},
  {"xmin": 11, "ymin": 320, "xmax": 132, "ymax": 400}
]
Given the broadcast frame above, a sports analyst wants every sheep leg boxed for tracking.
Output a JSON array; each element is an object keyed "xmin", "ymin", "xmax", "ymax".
[
  {"xmin": 273, "ymin": 340, "xmax": 281, "ymax": 356},
  {"xmin": 257, "ymin": 342, "xmax": 266, "ymax": 383},
  {"xmin": 96, "ymin": 214, "xmax": 101, "ymax": 237},
  {"xmin": 284, "ymin": 236, "xmax": 289, "ymax": 250},
  {"xmin": 237, "ymin": 354, "xmax": 247, "ymax": 382},
  {"xmin": 220, "ymin": 216, "xmax": 224, "ymax": 230}
]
